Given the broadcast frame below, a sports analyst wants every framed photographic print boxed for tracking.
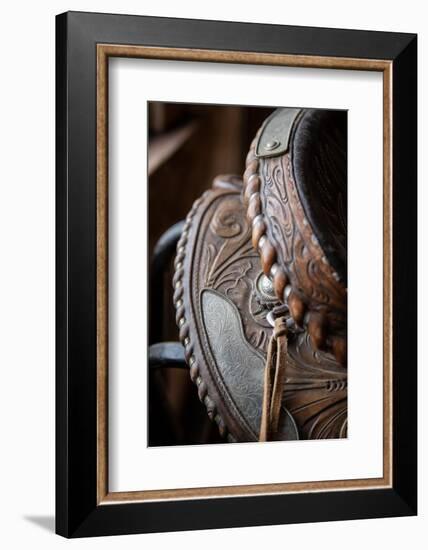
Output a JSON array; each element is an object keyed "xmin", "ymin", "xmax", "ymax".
[{"xmin": 56, "ymin": 11, "xmax": 417, "ymax": 537}]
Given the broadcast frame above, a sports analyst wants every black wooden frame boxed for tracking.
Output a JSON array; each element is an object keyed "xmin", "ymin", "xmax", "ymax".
[{"xmin": 56, "ymin": 11, "xmax": 417, "ymax": 538}]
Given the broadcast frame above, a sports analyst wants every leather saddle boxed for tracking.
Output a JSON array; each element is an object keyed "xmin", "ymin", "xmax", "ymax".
[{"xmin": 173, "ymin": 107, "xmax": 347, "ymax": 443}]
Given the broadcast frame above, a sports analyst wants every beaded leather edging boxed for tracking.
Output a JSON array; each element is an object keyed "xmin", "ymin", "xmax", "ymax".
[{"xmin": 172, "ymin": 193, "xmax": 236, "ymax": 443}]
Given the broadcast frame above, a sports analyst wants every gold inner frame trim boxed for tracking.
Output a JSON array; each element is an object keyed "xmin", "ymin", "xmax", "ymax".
[{"xmin": 96, "ymin": 43, "xmax": 393, "ymax": 505}]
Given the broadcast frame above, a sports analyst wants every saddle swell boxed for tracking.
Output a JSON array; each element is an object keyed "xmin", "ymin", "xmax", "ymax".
[
  {"xmin": 174, "ymin": 108, "xmax": 348, "ymax": 442},
  {"xmin": 244, "ymin": 108, "xmax": 347, "ymax": 365}
]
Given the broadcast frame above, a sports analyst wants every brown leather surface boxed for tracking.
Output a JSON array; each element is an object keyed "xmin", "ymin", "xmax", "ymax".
[
  {"xmin": 174, "ymin": 176, "xmax": 347, "ymax": 442},
  {"xmin": 243, "ymin": 109, "xmax": 347, "ymax": 365}
]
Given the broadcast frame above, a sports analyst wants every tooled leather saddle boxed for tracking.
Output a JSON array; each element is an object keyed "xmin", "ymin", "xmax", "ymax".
[{"xmin": 173, "ymin": 107, "xmax": 347, "ymax": 443}]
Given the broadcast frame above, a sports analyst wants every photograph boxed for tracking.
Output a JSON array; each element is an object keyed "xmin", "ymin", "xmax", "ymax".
[
  {"xmin": 50, "ymin": 7, "xmax": 418, "ymax": 539},
  {"xmin": 0, "ymin": 0, "xmax": 423, "ymax": 547},
  {"xmin": 147, "ymin": 102, "xmax": 348, "ymax": 446}
]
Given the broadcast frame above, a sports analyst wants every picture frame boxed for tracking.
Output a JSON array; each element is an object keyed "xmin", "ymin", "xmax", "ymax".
[{"xmin": 56, "ymin": 10, "xmax": 417, "ymax": 537}]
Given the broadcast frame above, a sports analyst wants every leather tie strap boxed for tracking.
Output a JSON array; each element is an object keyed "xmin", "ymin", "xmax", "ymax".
[{"xmin": 259, "ymin": 316, "xmax": 289, "ymax": 442}]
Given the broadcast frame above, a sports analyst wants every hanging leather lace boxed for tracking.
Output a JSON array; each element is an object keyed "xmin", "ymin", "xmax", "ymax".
[{"xmin": 259, "ymin": 316, "xmax": 289, "ymax": 442}]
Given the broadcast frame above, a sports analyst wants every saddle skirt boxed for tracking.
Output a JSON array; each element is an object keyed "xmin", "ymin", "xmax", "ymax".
[{"xmin": 174, "ymin": 108, "xmax": 347, "ymax": 442}]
